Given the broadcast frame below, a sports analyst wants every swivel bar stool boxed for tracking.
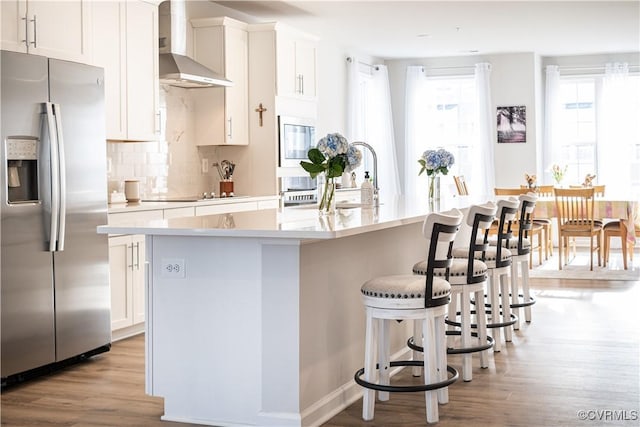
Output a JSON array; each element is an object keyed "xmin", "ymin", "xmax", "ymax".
[
  {"xmin": 452, "ymin": 198, "xmax": 519, "ymax": 352},
  {"xmin": 489, "ymin": 193, "xmax": 538, "ymax": 329},
  {"xmin": 354, "ymin": 209, "xmax": 463, "ymax": 423},
  {"xmin": 410, "ymin": 202, "xmax": 497, "ymax": 382}
]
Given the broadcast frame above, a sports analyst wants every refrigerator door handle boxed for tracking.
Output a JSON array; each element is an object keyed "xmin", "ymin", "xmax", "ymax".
[
  {"xmin": 45, "ymin": 102, "xmax": 60, "ymax": 253},
  {"xmin": 53, "ymin": 103, "xmax": 66, "ymax": 251}
]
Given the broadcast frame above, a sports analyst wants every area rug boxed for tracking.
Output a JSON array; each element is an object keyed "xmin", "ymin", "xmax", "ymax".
[{"xmin": 529, "ymin": 248, "xmax": 640, "ymax": 281}]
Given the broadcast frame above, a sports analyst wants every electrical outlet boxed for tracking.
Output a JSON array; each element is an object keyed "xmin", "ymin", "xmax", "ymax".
[
  {"xmin": 161, "ymin": 258, "xmax": 186, "ymax": 278},
  {"xmin": 201, "ymin": 158, "xmax": 208, "ymax": 173}
]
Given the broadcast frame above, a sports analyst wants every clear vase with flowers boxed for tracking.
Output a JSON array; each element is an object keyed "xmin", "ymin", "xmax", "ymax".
[
  {"xmin": 551, "ymin": 164, "xmax": 567, "ymax": 186},
  {"xmin": 418, "ymin": 148, "xmax": 455, "ymax": 201},
  {"xmin": 300, "ymin": 133, "xmax": 362, "ymax": 214}
]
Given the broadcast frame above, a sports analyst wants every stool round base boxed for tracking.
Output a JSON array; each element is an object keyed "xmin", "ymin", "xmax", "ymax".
[
  {"xmin": 510, "ymin": 293, "xmax": 536, "ymax": 309},
  {"xmin": 354, "ymin": 361, "xmax": 459, "ymax": 393},
  {"xmin": 407, "ymin": 333, "xmax": 494, "ymax": 355}
]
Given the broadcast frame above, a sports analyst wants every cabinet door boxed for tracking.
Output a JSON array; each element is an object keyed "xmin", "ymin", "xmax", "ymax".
[
  {"xmin": 108, "ymin": 234, "xmax": 145, "ymax": 331},
  {"xmin": 109, "ymin": 235, "xmax": 133, "ymax": 330},
  {"xmin": 27, "ymin": 0, "xmax": 91, "ymax": 63},
  {"xmin": 224, "ymin": 26, "xmax": 248, "ymax": 145},
  {"xmin": 276, "ymin": 33, "xmax": 297, "ymax": 97},
  {"xmin": 92, "ymin": 1, "xmax": 126, "ymax": 140},
  {"xmin": 131, "ymin": 235, "xmax": 145, "ymax": 324},
  {"xmin": 295, "ymin": 40, "xmax": 316, "ymax": 97},
  {"xmin": 193, "ymin": 22, "xmax": 248, "ymax": 146},
  {"xmin": 1, "ymin": 0, "xmax": 28, "ymax": 53},
  {"xmin": 276, "ymin": 34, "xmax": 317, "ymax": 98},
  {"xmin": 125, "ymin": 0, "xmax": 159, "ymax": 141}
]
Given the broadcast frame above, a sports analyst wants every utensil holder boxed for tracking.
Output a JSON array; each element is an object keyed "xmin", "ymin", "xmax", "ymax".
[{"xmin": 220, "ymin": 180, "xmax": 234, "ymax": 196}]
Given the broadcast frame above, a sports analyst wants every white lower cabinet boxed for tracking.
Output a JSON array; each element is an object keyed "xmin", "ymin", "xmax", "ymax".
[{"xmin": 108, "ymin": 234, "xmax": 145, "ymax": 332}]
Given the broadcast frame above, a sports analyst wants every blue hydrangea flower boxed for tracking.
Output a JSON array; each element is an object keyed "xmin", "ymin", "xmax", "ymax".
[
  {"xmin": 418, "ymin": 148, "xmax": 455, "ymax": 176},
  {"xmin": 344, "ymin": 144, "xmax": 363, "ymax": 172},
  {"xmin": 317, "ymin": 133, "xmax": 349, "ymax": 158}
]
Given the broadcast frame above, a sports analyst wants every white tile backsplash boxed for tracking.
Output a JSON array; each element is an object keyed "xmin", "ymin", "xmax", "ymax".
[{"xmin": 107, "ymin": 85, "xmax": 217, "ymax": 199}]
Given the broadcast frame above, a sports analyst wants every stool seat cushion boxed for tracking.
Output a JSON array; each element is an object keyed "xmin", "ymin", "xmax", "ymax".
[
  {"xmin": 533, "ymin": 218, "xmax": 552, "ymax": 225},
  {"xmin": 488, "ymin": 236, "xmax": 532, "ymax": 250},
  {"xmin": 452, "ymin": 246, "xmax": 511, "ymax": 269},
  {"xmin": 413, "ymin": 259, "xmax": 488, "ymax": 286},
  {"xmin": 361, "ymin": 275, "xmax": 451, "ymax": 309}
]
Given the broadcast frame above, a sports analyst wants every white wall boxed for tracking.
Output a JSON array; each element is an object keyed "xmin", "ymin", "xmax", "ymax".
[{"xmin": 386, "ymin": 51, "xmax": 640, "ymax": 193}]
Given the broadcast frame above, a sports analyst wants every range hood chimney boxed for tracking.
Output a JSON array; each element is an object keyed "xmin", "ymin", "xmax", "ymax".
[{"xmin": 158, "ymin": 0, "xmax": 232, "ymax": 88}]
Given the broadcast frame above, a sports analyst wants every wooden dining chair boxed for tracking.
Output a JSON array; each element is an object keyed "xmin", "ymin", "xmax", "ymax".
[
  {"xmin": 603, "ymin": 221, "xmax": 639, "ymax": 270},
  {"xmin": 524, "ymin": 185, "xmax": 554, "ymax": 259},
  {"xmin": 453, "ymin": 176, "xmax": 469, "ymax": 196},
  {"xmin": 553, "ymin": 187, "xmax": 603, "ymax": 270},
  {"xmin": 493, "ymin": 188, "xmax": 544, "ymax": 266}
]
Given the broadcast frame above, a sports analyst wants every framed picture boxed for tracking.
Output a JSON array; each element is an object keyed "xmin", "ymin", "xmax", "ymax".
[{"xmin": 497, "ymin": 106, "xmax": 526, "ymax": 143}]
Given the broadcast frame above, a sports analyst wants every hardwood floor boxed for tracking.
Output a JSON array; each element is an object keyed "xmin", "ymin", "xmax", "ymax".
[{"xmin": 2, "ymin": 277, "xmax": 639, "ymax": 426}]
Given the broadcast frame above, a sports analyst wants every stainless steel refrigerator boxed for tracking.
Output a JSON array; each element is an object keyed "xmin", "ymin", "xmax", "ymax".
[{"xmin": 1, "ymin": 50, "xmax": 111, "ymax": 385}]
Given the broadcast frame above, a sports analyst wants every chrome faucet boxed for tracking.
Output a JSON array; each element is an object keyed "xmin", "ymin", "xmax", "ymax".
[{"xmin": 351, "ymin": 141, "xmax": 379, "ymax": 205}]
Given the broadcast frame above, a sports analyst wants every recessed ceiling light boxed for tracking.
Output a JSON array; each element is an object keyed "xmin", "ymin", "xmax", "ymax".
[{"xmin": 417, "ymin": 33, "xmax": 432, "ymax": 38}]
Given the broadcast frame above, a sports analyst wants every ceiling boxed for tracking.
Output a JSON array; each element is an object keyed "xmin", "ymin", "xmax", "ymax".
[{"xmin": 214, "ymin": 1, "xmax": 640, "ymax": 59}]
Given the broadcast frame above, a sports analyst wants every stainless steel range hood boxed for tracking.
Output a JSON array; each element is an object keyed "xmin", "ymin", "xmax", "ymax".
[{"xmin": 158, "ymin": 0, "xmax": 232, "ymax": 88}]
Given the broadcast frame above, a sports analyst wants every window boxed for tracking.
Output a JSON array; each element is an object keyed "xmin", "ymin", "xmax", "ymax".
[
  {"xmin": 406, "ymin": 74, "xmax": 477, "ymax": 200},
  {"xmin": 557, "ymin": 78, "xmax": 597, "ymax": 183},
  {"xmin": 552, "ymin": 71, "xmax": 640, "ymax": 192},
  {"xmin": 420, "ymin": 77, "xmax": 476, "ymax": 178}
]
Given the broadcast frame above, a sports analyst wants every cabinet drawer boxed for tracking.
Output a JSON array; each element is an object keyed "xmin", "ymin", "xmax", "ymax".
[
  {"xmin": 257, "ymin": 199, "xmax": 279, "ymax": 210},
  {"xmin": 164, "ymin": 206, "xmax": 196, "ymax": 219},
  {"xmin": 109, "ymin": 209, "xmax": 163, "ymax": 225},
  {"xmin": 195, "ymin": 201, "xmax": 258, "ymax": 216}
]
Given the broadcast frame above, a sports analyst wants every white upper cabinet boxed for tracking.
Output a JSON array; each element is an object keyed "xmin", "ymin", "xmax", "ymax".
[
  {"xmin": 1, "ymin": 0, "xmax": 91, "ymax": 63},
  {"xmin": 276, "ymin": 30, "xmax": 317, "ymax": 98},
  {"xmin": 92, "ymin": 0, "xmax": 159, "ymax": 141},
  {"xmin": 191, "ymin": 17, "xmax": 249, "ymax": 146}
]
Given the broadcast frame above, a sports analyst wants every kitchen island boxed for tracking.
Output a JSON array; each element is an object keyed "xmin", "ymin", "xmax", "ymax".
[{"xmin": 97, "ymin": 196, "xmax": 463, "ymax": 426}]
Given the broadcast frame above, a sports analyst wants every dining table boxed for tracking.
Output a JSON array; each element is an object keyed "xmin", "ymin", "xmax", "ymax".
[{"xmin": 531, "ymin": 196, "xmax": 639, "ymax": 245}]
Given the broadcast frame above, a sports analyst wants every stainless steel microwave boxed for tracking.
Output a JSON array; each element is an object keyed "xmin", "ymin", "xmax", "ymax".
[{"xmin": 278, "ymin": 116, "xmax": 316, "ymax": 168}]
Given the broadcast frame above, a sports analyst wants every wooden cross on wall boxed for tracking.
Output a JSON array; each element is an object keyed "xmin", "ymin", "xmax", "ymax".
[{"xmin": 254, "ymin": 103, "xmax": 267, "ymax": 127}]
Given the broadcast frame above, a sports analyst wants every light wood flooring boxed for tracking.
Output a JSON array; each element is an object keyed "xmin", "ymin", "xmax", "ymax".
[{"xmin": 1, "ymin": 277, "xmax": 639, "ymax": 427}]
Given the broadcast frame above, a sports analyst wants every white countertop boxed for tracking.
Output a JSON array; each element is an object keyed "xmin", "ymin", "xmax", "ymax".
[
  {"xmin": 98, "ymin": 195, "xmax": 470, "ymax": 240},
  {"xmin": 107, "ymin": 194, "xmax": 279, "ymax": 214}
]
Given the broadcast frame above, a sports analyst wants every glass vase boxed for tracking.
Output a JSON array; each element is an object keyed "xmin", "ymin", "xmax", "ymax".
[
  {"xmin": 428, "ymin": 174, "xmax": 441, "ymax": 202},
  {"xmin": 319, "ymin": 177, "xmax": 335, "ymax": 214}
]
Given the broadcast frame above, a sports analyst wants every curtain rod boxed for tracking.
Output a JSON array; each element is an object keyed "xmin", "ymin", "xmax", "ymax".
[
  {"xmin": 421, "ymin": 65, "xmax": 476, "ymax": 71},
  {"xmin": 556, "ymin": 64, "xmax": 640, "ymax": 71},
  {"xmin": 346, "ymin": 57, "xmax": 379, "ymax": 71}
]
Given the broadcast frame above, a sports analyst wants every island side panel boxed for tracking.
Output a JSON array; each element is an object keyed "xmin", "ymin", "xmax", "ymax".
[
  {"xmin": 298, "ymin": 221, "xmax": 426, "ymax": 424},
  {"xmin": 260, "ymin": 240, "xmax": 303, "ymax": 422},
  {"xmin": 146, "ymin": 235, "xmax": 269, "ymax": 425}
]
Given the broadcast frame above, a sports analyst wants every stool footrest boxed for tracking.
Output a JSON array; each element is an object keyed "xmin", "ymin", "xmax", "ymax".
[
  {"xmin": 354, "ymin": 361, "xmax": 458, "ymax": 393},
  {"xmin": 407, "ymin": 334, "xmax": 494, "ymax": 355},
  {"xmin": 510, "ymin": 294, "xmax": 536, "ymax": 309},
  {"xmin": 484, "ymin": 312, "xmax": 518, "ymax": 329}
]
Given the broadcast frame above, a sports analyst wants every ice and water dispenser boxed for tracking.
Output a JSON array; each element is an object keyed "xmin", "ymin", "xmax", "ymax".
[{"xmin": 5, "ymin": 137, "xmax": 39, "ymax": 204}]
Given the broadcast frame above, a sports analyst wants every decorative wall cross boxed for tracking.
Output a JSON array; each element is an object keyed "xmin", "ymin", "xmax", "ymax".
[{"xmin": 254, "ymin": 103, "xmax": 267, "ymax": 127}]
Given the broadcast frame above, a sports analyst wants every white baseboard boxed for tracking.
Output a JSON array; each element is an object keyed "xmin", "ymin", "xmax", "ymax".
[{"xmin": 301, "ymin": 347, "xmax": 413, "ymax": 427}]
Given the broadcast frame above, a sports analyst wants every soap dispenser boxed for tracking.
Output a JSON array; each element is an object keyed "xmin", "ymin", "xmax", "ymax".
[{"xmin": 360, "ymin": 171, "xmax": 374, "ymax": 205}]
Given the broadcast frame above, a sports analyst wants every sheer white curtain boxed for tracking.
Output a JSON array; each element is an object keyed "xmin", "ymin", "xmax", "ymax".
[
  {"xmin": 346, "ymin": 58, "xmax": 401, "ymax": 195},
  {"xmin": 473, "ymin": 63, "xmax": 495, "ymax": 196},
  {"xmin": 543, "ymin": 65, "xmax": 561, "ymax": 182},
  {"xmin": 404, "ymin": 65, "xmax": 427, "ymax": 198},
  {"xmin": 598, "ymin": 62, "xmax": 632, "ymax": 189}
]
